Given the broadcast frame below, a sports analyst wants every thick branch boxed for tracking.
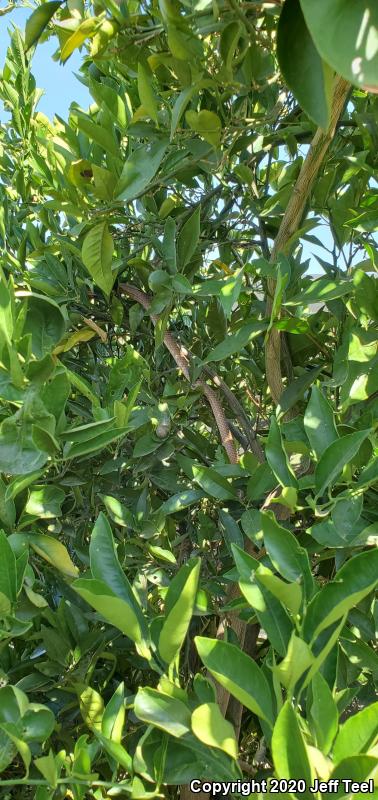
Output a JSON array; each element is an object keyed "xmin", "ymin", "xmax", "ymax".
[{"xmin": 265, "ymin": 76, "xmax": 350, "ymax": 406}]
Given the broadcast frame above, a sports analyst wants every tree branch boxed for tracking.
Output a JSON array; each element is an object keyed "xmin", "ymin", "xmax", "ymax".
[{"xmin": 265, "ymin": 76, "xmax": 350, "ymax": 406}]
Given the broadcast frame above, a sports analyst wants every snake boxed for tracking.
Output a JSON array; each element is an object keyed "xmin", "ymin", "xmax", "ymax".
[{"xmin": 119, "ymin": 282, "xmax": 239, "ymax": 464}]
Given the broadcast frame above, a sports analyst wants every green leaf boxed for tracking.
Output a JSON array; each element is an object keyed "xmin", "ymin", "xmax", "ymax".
[
  {"xmin": 186, "ymin": 109, "xmax": 221, "ymax": 148},
  {"xmin": 0, "ymin": 478, "xmax": 16, "ymax": 530},
  {"xmin": 0, "ymin": 727, "xmax": 17, "ymax": 773},
  {"xmin": 34, "ymin": 750, "xmax": 57, "ymax": 788},
  {"xmin": 25, "ymin": 1, "xmax": 62, "ymax": 51},
  {"xmin": 82, "ymin": 222, "xmax": 114, "ymax": 296},
  {"xmin": 177, "ymin": 455, "xmax": 237, "ymax": 501},
  {"xmin": 60, "ymin": 418, "xmax": 115, "ymax": 443},
  {"xmin": 60, "ymin": 18, "xmax": 98, "ymax": 63},
  {"xmin": 114, "ymin": 139, "xmax": 168, "ymax": 202},
  {"xmin": 24, "ymin": 485, "xmax": 65, "ymax": 519},
  {"xmin": 300, "ymin": 0, "xmax": 378, "ymax": 90},
  {"xmin": 0, "ymin": 724, "xmax": 31, "ymax": 776},
  {"xmin": 94, "ymin": 730, "xmax": 132, "ymax": 771},
  {"xmin": 0, "ymin": 531, "xmax": 16, "ymax": 603},
  {"xmin": 220, "ymin": 21, "xmax": 244, "ymax": 74},
  {"xmin": 261, "ymin": 512, "xmax": 314, "ymax": 598},
  {"xmin": 357, "ymin": 456, "xmax": 378, "ymax": 488},
  {"xmin": 138, "ymin": 63, "xmax": 158, "ymax": 124},
  {"xmin": 315, "ymin": 429, "xmax": 370, "ymax": 497},
  {"xmin": 304, "ymin": 385, "xmax": 339, "ymax": 459},
  {"xmin": 277, "ymin": 366, "xmax": 323, "ymax": 418},
  {"xmin": 332, "ymin": 701, "xmax": 378, "ymax": 762},
  {"xmin": 204, "ymin": 320, "xmax": 267, "ymax": 363},
  {"xmin": 134, "ymin": 688, "xmax": 191, "ymax": 737},
  {"xmin": 303, "ymin": 549, "xmax": 378, "ymax": 643},
  {"xmin": 191, "ymin": 703, "xmax": 238, "ymax": 759},
  {"xmin": 271, "ymin": 701, "xmax": 313, "ymax": 799},
  {"xmin": 0, "ymin": 278, "xmax": 13, "ymax": 348},
  {"xmin": 5, "ymin": 472, "xmax": 44, "ymax": 504},
  {"xmin": 177, "ymin": 206, "xmax": 201, "ymax": 270},
  {"xmin": 233, "ymin": 547, "xmax": 293, "ymax": 657},
  {"xmin": 72, "ymin": 578, "xmax": 144, "ymax": 647},
  {"xmin": 102, "ymin": 682, "xmax": 125, "ymax": 743},
  {"xmin": 159, "ymin": 558, "xmax": 200, "ymax": 664},
  {"xmin": 19, "ymin": 292, "xmax": 66, "ymax": 359},
  {"xmin": 100, "ymin": 495, "xmax": 134, "ymax": 528},
  {"xmin": 171, "ymin": 85, "xmax": 199, "ymax": 138},
  {"xmin": 195, "ymin": 637, "xmax": 274, "ymax": 725},
  {"xmin": 310, "ymin": 672, "xmax": 338, "ymax": 755},
  {"xmin": 266, "ymin": 416, "xmax": 298, "ymax": 488},
  {"xmin": 256, "ymin": 565, "xmax": 302, "ymax": 615},
  {"xmin": 63, "ymin": 426, "xmax": 128, "ymax": 459},
  {"xmin": 90, "ymin": 79, "xmax": 128, "ymax": 131},
  {"xmin": 219, "ymin": 509, "xmax": 244, "ymax": 551},
  {"xmin": 75, "ymin": 112, "xmax": 119, "ymax": 157},
  {"xmin": 89, "ymin": 512, "xmax": 147, "ymax": 640},
  {"xmin": 286, "ymin": 278, "xmax": 353, "ymax": 306},
  {"xmin": 22, "ymin": 704, "xmax": 55, "ymax": 741},
  {"xmin": 277, "ymin": 0, "xmax": 333, "ymax": 129},
  {"xmin": 159, "ymin": 489, "xmax": 205, "ymax": 515},
  {"xmin": 273, "ymin": 633, "xmax": 314, "ymax": 693},
  {"xmin": 64, "ymin": 367, "xmax": 101, "ymax": 408},
  {"xmin": 330, "ymin": 755, "xmax": 378, "ymax": 792}
]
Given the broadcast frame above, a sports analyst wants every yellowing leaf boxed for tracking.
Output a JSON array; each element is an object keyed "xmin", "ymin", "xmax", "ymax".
[
  {"xmin": 27, "ymin": 534, "xmax": 78, "ymax": 578},
  {"xmin": 82, "ymin": 221, "xmax": 114, "ymax": 296},
  {"xmin": 79, "ymin": 685, "xmax": 104, "ymax": 731},
  {"xmin": 191, "ymin": 703, "xmax": 238, "ymax": 758},
  {"xmin": 60, "ymin": 17, "xmax": 98, "ymax": 63},
  {"xmin": 53, "ymin": 327, "xmax": 96, "ymax": 354},
  {"xmin": 186, "ymin": 109, "xmax": 221, "ymax": 148}
]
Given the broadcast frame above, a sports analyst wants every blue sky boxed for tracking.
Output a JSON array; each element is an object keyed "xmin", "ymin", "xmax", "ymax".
[
  {"xmin": 0, "ymin": 6, "xmax": 350, "ymax": 273},
  {"xmin": 0, "ymin": 5, "xmax": 90, "ymax": 120}
]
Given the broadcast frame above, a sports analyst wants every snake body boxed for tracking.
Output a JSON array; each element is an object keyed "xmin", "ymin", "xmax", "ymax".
[{"xmin": 119, "ymin": 282, "xmax": 238, "ymax": 464}]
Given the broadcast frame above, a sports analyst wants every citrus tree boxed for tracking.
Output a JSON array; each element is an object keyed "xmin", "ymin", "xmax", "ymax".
[{"xmin": 0, "ymin": 0, "xmax": 377, "ymax": 797}]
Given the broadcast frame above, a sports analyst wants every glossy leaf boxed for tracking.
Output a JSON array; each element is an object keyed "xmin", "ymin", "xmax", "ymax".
[
  {"xmin": 134, "ymin": 688, "xmax": 191, "ymax": 737},
  {"xmin": 195, "ymin": 638, "xmax": 274, "ymax": 725},
  {"xmin": 25, "ymin": 1, "xmax": 62, "ymax": 51},
  {"xmin": 272, "ymin": 701, "xmax": 313, "ymax": 798},
  {"xmin": 114, "ymin": 139, "xmax": 168, "ymax": 202},
  {"xmin": 278, "ymin": 0, "xmax": 333, "ymax": 129},
  {"xmin": 73, "ymin": 578, "xmax": 145, "ymax": 647},
  {"xmin": 304, "ymin": 385, "xmax": 339, "ymax": 459},
  {"xmin": 177, "ymin": 455, "xmax": 237, "ymax": 500},
  {"xmin": 273, "ymin": 633, "xmax": 314, "ymax": 693},
  {"xmin": 303, "ymin": 549, "xmax": 378, "ymax": 642},
  {"xmin": 315, "ymin": 429, "xmax": 370, "ymax": 496},
  {"xmin": 266, "ymin": 416, "xmax": 298, "ymax": 488},
  {"xmin": 191, "ymin": 703, "xmax": 238, "ymax": 759},
  {"xmin": 300, "ymin": 0, "xmax": 378, "ymax": 90},
  {"xmin": 261, "ymin": 512, "xmax": 314, "ymax": 598},
  {"xmin": 138, "ymin": 63, "xmax": 158, "ymax": 124},
  {"xmin": 332, "ymin": 701, "xmax": 378, "ymax": 762},
  {"xmin": 204, "ymin": 320, "xmax": 267, "ymax": 363},
  {"xmin": 82, "ymin": 222, "xmax": 114, "ymax": 296},
  {"xmin": 177, "ymin": 206, "xmax": 200, "ymax": 269},
  {"xmin": 159, "ymin": 558, "xmax": 200, "ymax": 664},
  {"xmin": 310, "ymin": 672, "xmax": 338, "ymax": 755}
]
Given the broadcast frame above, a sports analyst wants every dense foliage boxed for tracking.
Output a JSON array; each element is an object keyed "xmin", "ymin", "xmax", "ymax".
[{"xmin": 0, "ymin": 0, "xmax": 377, "ymax": 797}]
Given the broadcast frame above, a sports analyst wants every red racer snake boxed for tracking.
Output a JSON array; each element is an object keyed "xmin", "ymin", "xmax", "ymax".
[{"xmin": 119, "ymin": 283, "xmax": 239, "ymax": 464}]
